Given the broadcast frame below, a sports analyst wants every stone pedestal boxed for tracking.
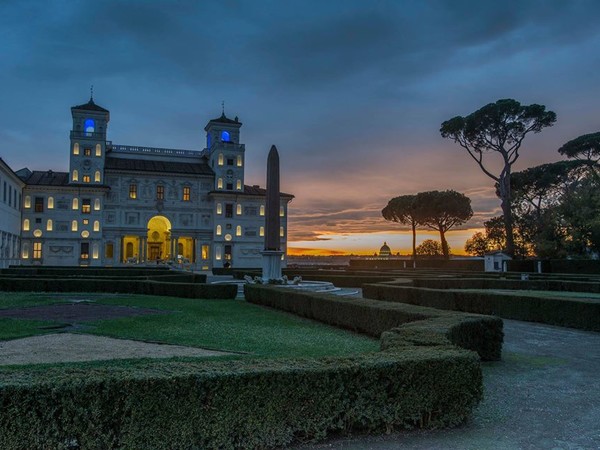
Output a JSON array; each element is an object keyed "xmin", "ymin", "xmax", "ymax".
[{"xmin": 261, "ymin": 250, "xmax": 283, "ymax": 282}]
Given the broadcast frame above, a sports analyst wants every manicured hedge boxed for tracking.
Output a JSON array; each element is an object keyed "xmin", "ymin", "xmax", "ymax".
[
  {"xmin": 349, "ymin": 259, "xmax": 484, "ymax": 271},
  {"xmin": 363, "ymin": 283, "xmax": 600, "ymax": 331},
  {"xmin": 2, "ymin": 267, "xmax": 173, "ymax": 277},
  {"xmin": 245, "ymin": 285, "xmax": 503, "ymax": 361},
  {"xmin": 0, "ymin": 272, "xmax": 207, "ymax": 283},
  {"xmin": 0, "ymin": 278, "xmax": 234, "ymax": 299},
  {"xmin": 411, "ymin": 277, "xmax": 600, "ymax": 293},
  {"xmin": 0, "ymin": 351, "xmax": 481, "ymax": 450}
]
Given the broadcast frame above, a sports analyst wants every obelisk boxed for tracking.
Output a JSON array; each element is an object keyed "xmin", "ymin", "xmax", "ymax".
[{"xmin": 261, "ymin": 145, "xmax": 283, "ymax": 281}]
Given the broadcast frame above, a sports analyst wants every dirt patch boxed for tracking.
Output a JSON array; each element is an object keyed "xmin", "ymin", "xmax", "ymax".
[
  {"xmin": 0, "ymin": 303, "xmax": 168, "ymax": 322},
  {"xmin": 0, "ymin": 333, "xmax": 230, "ymax": 366}
]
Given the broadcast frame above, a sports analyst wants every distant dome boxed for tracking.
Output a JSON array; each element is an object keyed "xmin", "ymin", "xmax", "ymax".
[{"xmin": 379, "ymin": 242, "xmax": 391, "ymax": 257}]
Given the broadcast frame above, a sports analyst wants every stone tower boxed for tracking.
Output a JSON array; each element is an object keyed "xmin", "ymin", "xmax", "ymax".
[{"xmin": 205, "ymin": 113, "xmax": 244, "ymax": 192}]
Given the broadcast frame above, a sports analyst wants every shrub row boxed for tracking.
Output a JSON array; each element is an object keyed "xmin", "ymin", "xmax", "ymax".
[
  {"xmin": 411, "ymin": 277, "xmax": 600, "ymax": 293},
  {"xmin": 245, "ymin": 285, "xmax": 503, "ymax": 361},
  {"xmin": 2, "ymin": 267, "xmax": 173, "ymax": 277},
  {"xmin": 363, "ymin": 283, "xmax": 600, "ymax": 331},
  {"xmin": 0, "ymin": 350, "xmax": 481, "ymax": 450},
  {"xmin": 0, "ymin": 278, "xmax": 234, "ymax": 299},
  {"xmin": 349, "ymin": 259, "xmax": 484, "ymax": 271},
  {"xmin": 0, "ymin": 272, "xmax": 207, "ymax": 283}
]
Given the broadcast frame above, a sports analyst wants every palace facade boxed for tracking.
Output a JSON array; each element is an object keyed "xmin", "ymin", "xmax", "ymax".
[{"xmin": 10, "ymin": 97, "xmax": 293, "ymax": 269}]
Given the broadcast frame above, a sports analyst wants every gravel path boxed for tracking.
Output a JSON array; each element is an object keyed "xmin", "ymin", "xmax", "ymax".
[
  {"xmin": 0, "ymin": 333, "xmax": 230, "ymax": 365},
  {"xmin": 299, "ymin": 320, "xmax": 600, "ymax": 450}
]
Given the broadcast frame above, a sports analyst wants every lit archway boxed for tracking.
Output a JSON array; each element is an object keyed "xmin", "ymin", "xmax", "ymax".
[{"xmin": 147, "ymin": 215, "xmax": 172, "ymax": 262}]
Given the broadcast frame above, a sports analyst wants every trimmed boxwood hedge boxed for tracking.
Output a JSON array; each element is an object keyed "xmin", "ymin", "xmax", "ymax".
[
  {"xmin": 2, "ymin": 267, "xmax": 173, "ymax": 277},
  {"xmin": 411, "ymin": 277, "xmax": 600, "ymax": 293},
  {"xmin": 0, "ymin": 277, "xmax": 234, "ymax": 299},
  {"xmin": 363, "ymin": 282, "xmax": 600, "ymax": 331},
  {"xmin": 244, "ymin": 285, "xmax": 503, "ymax": 361},
  {"xmin": 0, "ymin": 351, "xmax": 481, "ymax": 450}
]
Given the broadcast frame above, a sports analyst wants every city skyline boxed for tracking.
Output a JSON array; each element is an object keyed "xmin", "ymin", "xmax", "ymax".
[{"xmin": 2, "ymin": 1, "xmax": 600, "ymax": 255}]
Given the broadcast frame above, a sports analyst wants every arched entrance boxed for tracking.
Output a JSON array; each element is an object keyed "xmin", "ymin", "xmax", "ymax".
[{"xmin": 147, "ymin": 215, "xmax": 171, "ymax": 262}]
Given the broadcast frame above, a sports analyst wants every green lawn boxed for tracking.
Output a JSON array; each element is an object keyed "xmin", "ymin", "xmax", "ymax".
[{"xmin": 0, "ymin": 292, "xmax": 378, "ymax": 359}]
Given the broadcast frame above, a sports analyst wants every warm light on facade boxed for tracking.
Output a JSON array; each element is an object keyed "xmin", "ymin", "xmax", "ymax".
[
  {"xmin": 260, "ymin": 205, "xmax": 265, "ymax": 216},
  {"xmin": 47, "ymin": 196, "xmax": 54, "ymax": 209},
  {"xmin": 236, "ymin": 204, "xmax": 242, "ymax": 215},
  {"xmin": 23, "ymin": 219, "xmax": 30, "ymax": 231},
  {"xmin": 72, "ymin": 198, "xmax": 79, "ymax": 210},
  {"xmin": 95, "ymin": 144, "xmax": 102, "ymax": 157},
  {"xmin": 24, "ymin": 196, "xmax": 31, "ymax": 208}
]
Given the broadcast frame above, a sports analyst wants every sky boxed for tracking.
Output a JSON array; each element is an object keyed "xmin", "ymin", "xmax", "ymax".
[{"xmin": 1, "ymin": 0, "xmax": 600, "ymax": 255}]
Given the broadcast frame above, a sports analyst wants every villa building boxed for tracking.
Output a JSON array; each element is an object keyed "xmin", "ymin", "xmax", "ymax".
[
  {"xmin": 0, "ymin": 158, "xmax": 24, "ymax": 268},
  {"xmin": 9, "ymin": 97, "xmax": 293, "ymax": 269}
]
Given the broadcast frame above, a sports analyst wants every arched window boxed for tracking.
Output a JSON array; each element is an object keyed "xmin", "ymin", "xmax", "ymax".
[
  {"xmin": 46, "ymin": 219, "xmax": 53, "ymax": 231},
  {"xmin": 47, "ymin": 197, "xmax": 54, "ymax": 209},
  {"xmin": 22, "ymin": 243, "xmax": 30, "ymax": 259},
  {"xmin": 23, "ymin": 219, "xmax": 30, "ymax": 231},
  {"xmin": 94, "ymin": 171, "xmax": 101, "ymax": 182},
  {"xmin": 216, "ymin": 225, "xmax": 222, "ymax": 236},
  {"xmin": 236, "ymin": 180, "xmax": 242, "ymax": 190},
  {"xmin": 93, "ymin": 220, "xmax": 100, "ymax": 232},
  {"xmin": 236, "ymin": 225, "xmax": 242, "ymax": 237},
  {"xmin": 259, "ymin": 226, "xmax": 264, "ymax": 237},
  {"xmin": 207, "ymin": 133, "xmax": 212, "ymax": 148},
  {"xmin": 218, "ymin": 153, "xmax": 224, "ymax": 166},
  {"xmin": 215, "ymin": 245, "xmax": 222, "ymax": 260},
  {"xmin": 71, "ymin": 220, "xmax": 78, "ymax": 232},
  {"xmin": 92, "ymin": 243, "xmax": 99, "ymax": 259},
  {"xmin": 217, "ymin": 178, "xmax": 223, "ymax": 189},
  {"xmin": 236, "ymin": 204, "xmax": 242, "ymax": 215},
  {"xmin": 73, "ymin": 143, "xmax": 80, "ymax": 155},
  {"xmin": 260, "ymin": 205, "xmax": 265, "ymax": 216},
  {"xmin": 280, "ymin": 206, "xmax": 285, "ymax": 217},
  {"xmin": 84, "ymin": 118, "xmax": 95, "ymax": 134},
  {"xmin": 72, "ymin": 198, "xmax": 79, "ymax": 210},
  {"xmin": 216, "ymin": 203, "xmax": 222, "ymax": 214},
  {"xmin": 221, "ymin": 131, "xmax": 230, "ymax": 141},
  {"xmin": 95, "ymin": 144, "xmax": 101, "ymax": 157},
  {"xmin": 280, "ymin": 227, "xmax": 284, "ymax": 237},
  {"xmin": 72, "ymin": 170, "xmax": 79, "ymax": 182},
  {"xmin": 24, "ymin": 196, "xmax": 31, "ymax": 208},
  {"xmin": 236, "ymin": 155, "xmax": 242, "ymax": 167},
  {"xmin": 94, "ymin": 198, "xmax": 101, "ymax": 210}
]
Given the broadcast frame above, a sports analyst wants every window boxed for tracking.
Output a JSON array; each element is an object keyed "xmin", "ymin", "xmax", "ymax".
[
  {"xmin": 225, "ymin": 204, "xmax": 233, "ymax": 218},
  {"xmin": 83, "ymin": 219, "xmax": 89, "ymax": 225},
  {"xmin": 216, "ymin": 225, "xmax": 222, "ymax": 236},
  {"xmin": 156, "ymin": 185, "xmax": 164, "ymax": 200},
  {"xmin": 72, "ymin": 170, "xmax": 79, "ymax": 182},
  {"xmin": 217, "ymin": 178, "xmax": 223, "ymax": 189},
  {"xmin": 34, "ymin": 197, "xmax": 43, "ymax": 213},
  {"xmin": 84, "ymin": 148, "xmax": 92, "ymax": 156},
  {"xmin": 280, "ymin": 227, "xmax": 285, "ymax": 237},
  {"xmin": 46, "ymin": 219, "xmax": 53, "ymax": 231},
  {"xmin": 236, "ymin": 225, "xmax": 242, "ymax": 237},
  {"xmin": 84, "ymin": 118, "xmax": 95, "ymax": 134},
  {"xmin": 126, "ymin": 242, "xmax": 133, "ymax": 258},
  {"xmin": 224, "ymin": 244, "xmax": 232, "ymax": 260},
  {"xmin": 3, "ymin": 182, "xmax": 6, "ymax": 202},
  {"xmin": 94, "ymin": 171, "xmax": 101, "ymax": 182},
  {"xmin": 215, "ymin": 245, "xmax": 222, "ymax": 260},
  {"xmin": 22, "ymin": 243, "xmax": 29, "ymax": 259},
  {"xmin": 207, "ymin": 133, "xmax": 212, "ymax": 148},
  {"xmin": 72, "ymin": 198, "xmax": 79, "ymax": 209},
  {"xmin": 236, "ymin": 180, "xmax": 242, "ymax": 190},
  {"xmin": 24, "ymin": 195, "xmax": 31, "ymax": 208},
  {"xmin": 237, "ymin": 155, "xmax": 242, "ymax": 167},
  {"xmin": 201, "ymin": 245, "xmax": 209, "ymax": 260},
  {"xmin": 218, "ymin": 153, "xmax": 224, "ymax": 166},
  {"xmin": 33, "ymin": 242, "xmax": 42, "ymax": 259},
  {"xmin": 95, "ymin": 144, "xmax": 102, "ymax": 157},
  {"xmin": 129, "ymin": 184, "xmax": 137, "ymax": 199},
  {"xmin": 236, "ymin": 204, "xmax": 242, "ymax": 215},
  {"xmin": 92, "ymin": 243, "xmax": 99, "ymax": 259},
  {"xmin": 23, "ymin": 219, "xmax": 30, "ymax": 231},
  {"xmin": 94, "ymin": 198, "xmax": 101, "ymax": 210},
  {"xmin": 8, "ymin": 186, "xmax": 11, "ymax": 206},
  {"xmin": 82, "ymin": 199, "xmax": 91, "ymax": 214},
  {"xmin": 47, "ymin": 197, "xmax": 54, "ymax": 209},
  {"xmin": 259, "ymin": 226, "xmax": 264, "ymax": 237},
  {"xmin": 82, "ymin": 175, "xmax": 91, "ymax": 183},
  {"xmin": 226, "ymin": 183, "xmax": 233, "ymax": 190},
  {"xmin": 93, "ymin": 220, "xmax": 100, "ymax": 232},
  {"xmin": 105, "ymin": 243, "xmax": 114, "ymax": 258},
  {"xmin": 183, "ymin": 186, "xmax": 190, "ymax": 201},
  {"xmin": 227, "ymin": 158, "xmax": 234, "ymax": 166},
  {"xmin": 80, "ymin": 242, "xmax": 89, "ymax": 259},
  {"xmin": 73, "ymin": 143, "xmax": 80, "ymax": 155},
  {"xmin": 216, "ymin": 203, "xmax": 222, "ymax": 215},
  {"xmin": 71, "ymin": 220, "xmax": 78, "ymax": 232},
  {"xmin": 260, "ymin": 205, "xmax": 265, "ymax": 216},
  {"xmin": 221, "ymin": 131, "xmax": 230, "ymax": 141}
]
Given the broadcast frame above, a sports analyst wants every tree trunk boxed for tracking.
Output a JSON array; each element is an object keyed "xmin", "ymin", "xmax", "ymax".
[
  {"xmin": 439, "ymin": 228, "xmax": 450, "ymax": 259},
  {"xmin": 411, "ymin": 220, "xmax": 417, "ymax": 260},
  {"xmin": 499, "ymin": 172, "xmax": 516, "ymax": 257}
]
